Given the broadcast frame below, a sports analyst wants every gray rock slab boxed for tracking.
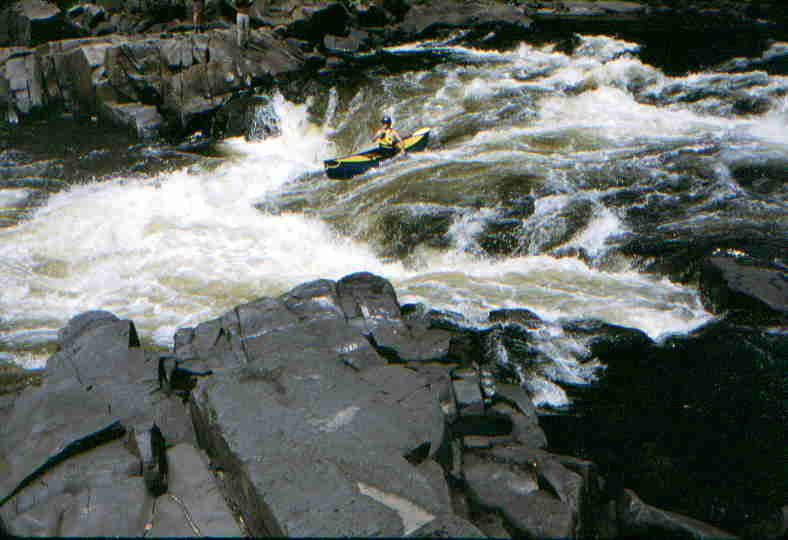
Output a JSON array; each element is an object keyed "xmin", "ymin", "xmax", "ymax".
[
  {"xmin": 0, "ymin": 311, "xmax": 194, "ymax": 536},
  {"xmin": 465, "ymin": 461, "xmax": 539, "ymax": 507},
  {"xmin": 490, "ymin": 401, "xmax": 546, "ymax": 448},
  {"xmin": 2, "ymin": 438, "xmax": 149, "ymax": 537},
  {"xmin": 190, "ymin": 347, "xmax": 449, "ymax": 537},
  {"xmin": 510, "ymin": 490, "xmax": 575, "ymax": 539},
  {"xmin": 146, "ymin": 443, "xmax": 243, "ymax": 537},
  {"xmin": 409, "ymin": 512, "xmax": 487, "ymax": 538}
]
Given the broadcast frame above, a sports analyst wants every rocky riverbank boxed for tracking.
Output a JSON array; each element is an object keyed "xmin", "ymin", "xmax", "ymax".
[
  {"xmin": 2, "ymin": 0, "xmax": 787, "ymax": 139},
  {"xmin": 2, "ymin": 268, "xmax": 783, "ymax": 537}
]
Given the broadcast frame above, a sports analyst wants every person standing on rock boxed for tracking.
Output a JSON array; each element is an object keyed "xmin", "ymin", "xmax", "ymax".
[
  {"xmin": 234, "ymin": 0, "xmax": 254, "ymax": 47},
  {"xmin": 193, "ymin": 0, "xmax": 205, "ymax": 32}
]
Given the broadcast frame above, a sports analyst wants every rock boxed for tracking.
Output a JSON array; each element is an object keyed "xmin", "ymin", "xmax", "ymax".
[
  {"xmin": 323, "ymin": 28, "xmax": 370, "ymax": 55},
  {"xmin": 99, "ymin": 101, "xmax": 163, "ymax": 139},
  {"xmin": 617, "ymin": 489, "xmax": 738, "ymax": 538},
  {"xmin": 489, "ymin": 308, "xmax": 543, "ymax": 328},
  {"xmin": 338, "ymin": 272, "xmax": 447, "ymax": 362},
  {"xmin": 464, "ymin": 459, "xmax": 574, "ymax": 538},
  {"xmin": 395, "ymin": 0, "xmax": 533, "ymax": 41},
  {"xmin": 190, "ymin": 354, "xmax": 449, "ymax": 536},
  {"xmin": 451, "ymin": 368, "xmax": 485, "ymax": 417},
  {"xmin": 725, "ymin": 151, "xmax": 788, "ymax": 196},
  {"xmin": 489, "ymin": 401, "xmax": 546, "ymax": 449},
  {"xmin": 278, "ymin": 2, "xmax": 351, "ymax": 45},
  {"xmin": 145, "ymin": 443, "xmax": 243, "ymax": 537},
  {"xmin": 0, "ymin": 311, "xmax": 197, "ymax": 536},
  {"xmin": 400, "ymin": 304, "xmax": 455, "ymax": 364},
  {"xmin": 480, "ymin": 444, "xmax": 599, "ymax": 535},
  {"xmin": 66, "ymin": 3, "xmax": 109, "ymax": 34},
  {"xmin": 699, "ymin": 255, "xmax": 788, "ymax": 324},
  {"xmin": 187, "ymin": 275, "xmax": 452, "ymax": 536},
  {"xmin": 373, "ymin": 204, "xmax": 455, "ymax": 261},
  {"xmin": 409, "ymin": 512, "xmax": 487, "ymax": 537},
  {"xmin": 410, "ymin": 363, "xmax": 457, "ymax": 422},
  {"xmin": 3, "ymin": 51, "xmax": 44, "ymax": 115},
  {"xmin": 523, "ymin": 198, "xmax": 596, "ymax": 255},
  {"xmin": 1, "ymin": 0, "xmax": 85, "ymax": 47}
]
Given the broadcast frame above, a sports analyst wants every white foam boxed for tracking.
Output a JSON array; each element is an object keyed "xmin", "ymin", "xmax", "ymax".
[{"xmin": 0, "ymin": 189, "xmax": 31, "ymax": 208}]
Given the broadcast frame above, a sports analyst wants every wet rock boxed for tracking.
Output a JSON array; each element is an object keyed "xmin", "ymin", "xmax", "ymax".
[
  {"xmin": 524, "ymin": 198, "xmax": 596, "ymax": 255},
  {"xmin": 725, "ymin": 151, "xmax": 788, "ymax": 196},
  {"xmin": 489, "ymin": 308, "xmax": 543, "ymax": 328},
  {"xmin": 615, "ymin": 227, "xmax": 786, "ymax": 284},
  {"xmin": 562, "ymin": 318, "xmax": 653, "ymax": 362},
  {"xmin": 617, "ymin": 489, "xmax": 737, "ymax": 538},
  {"xmin": 699, "ymin": 255, "xmax": 788, "ymax": 324},
  {"xmin": 374, "ymin": 204, "xmax": 455, "ymax": 261}
]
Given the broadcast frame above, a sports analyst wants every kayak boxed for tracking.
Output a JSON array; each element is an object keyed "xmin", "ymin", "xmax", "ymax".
[{"xmin": 324, "ymin": 127, "xmax": 431, "ymax": 180}]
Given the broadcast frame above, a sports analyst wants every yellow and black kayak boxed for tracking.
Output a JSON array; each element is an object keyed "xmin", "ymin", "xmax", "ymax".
[{"xmin": 324, "ymin": 127, "xmax": 431, "ymax": 180}]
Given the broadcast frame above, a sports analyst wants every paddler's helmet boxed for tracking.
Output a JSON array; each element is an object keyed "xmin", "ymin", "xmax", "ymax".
[{"xmin": 382, "ymin": 115, "xmax": 392, "ymax": 126}]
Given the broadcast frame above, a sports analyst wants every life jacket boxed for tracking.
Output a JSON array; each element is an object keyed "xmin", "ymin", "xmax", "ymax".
[{"xmin": 378, "ymin": 128, "xmax": 398, "ymax": 148}]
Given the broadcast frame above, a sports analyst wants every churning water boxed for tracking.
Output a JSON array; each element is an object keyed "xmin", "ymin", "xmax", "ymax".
[{"xmin": 1, "ymin": 36, "xmax": 786, "ymax": 410}]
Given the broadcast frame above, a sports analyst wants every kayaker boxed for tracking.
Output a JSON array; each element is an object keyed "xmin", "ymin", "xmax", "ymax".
[{"xmin": 374, "ymin": 116, "xmax": 404, "ymax": 152}]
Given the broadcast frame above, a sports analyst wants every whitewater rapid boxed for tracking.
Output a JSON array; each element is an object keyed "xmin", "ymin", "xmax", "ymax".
[{"xmin": 5, "ymin": 35, "xmax": 785, "ymax": 407}]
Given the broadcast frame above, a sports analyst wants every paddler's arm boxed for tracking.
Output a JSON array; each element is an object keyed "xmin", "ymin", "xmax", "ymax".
[{"xmin": 393, "ymin": 131, "xmax": 404, "ymax": 151}]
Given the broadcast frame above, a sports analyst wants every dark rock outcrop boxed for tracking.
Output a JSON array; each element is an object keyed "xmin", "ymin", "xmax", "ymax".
[
  {"xmin": 0, "ymin": 272, "xmax": 755, "ymax": 537},
  {"xmin": 0, "ymin": 310, "xmax": 236, "ymax": 537}
]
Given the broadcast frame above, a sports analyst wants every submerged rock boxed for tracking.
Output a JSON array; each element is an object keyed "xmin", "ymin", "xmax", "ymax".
[
  {"xmin": 617, "ymin": 489, "xmax": 737, "ymax": 538},
  {"xmin": 699, "ymin": 254, "xmax": 788, "ymax": 324}
]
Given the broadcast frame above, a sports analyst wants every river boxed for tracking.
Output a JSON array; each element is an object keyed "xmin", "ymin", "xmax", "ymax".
[{"xmin": 1, "ymin": 31, "xmax": 786, "ymax": 532}]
